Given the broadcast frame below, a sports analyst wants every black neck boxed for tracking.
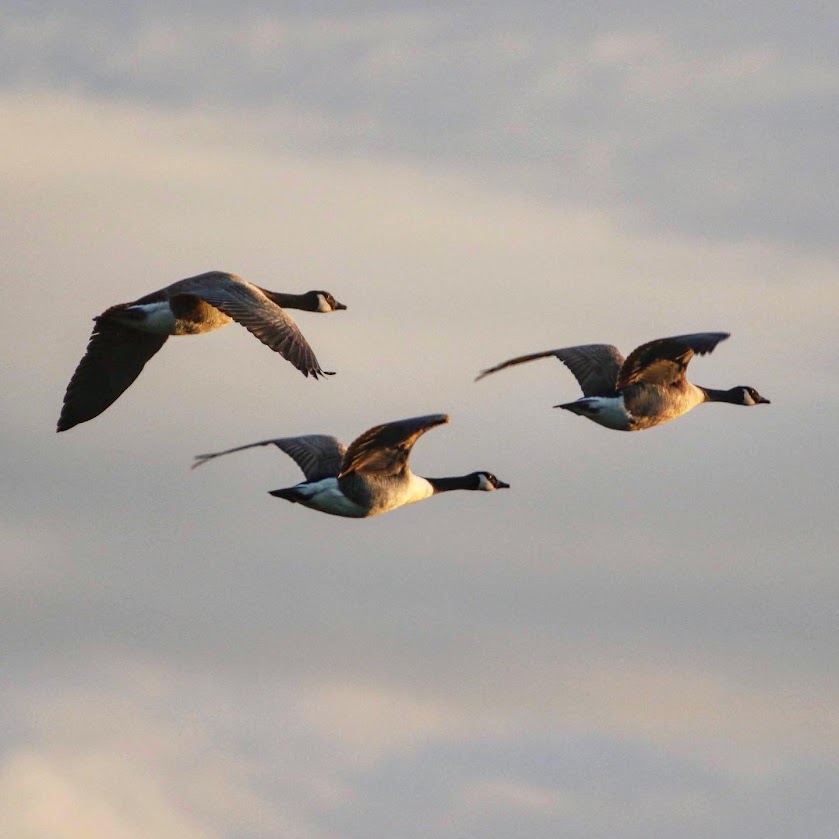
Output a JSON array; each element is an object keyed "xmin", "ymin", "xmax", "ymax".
[
  {"xmin": 699, "ymin": 386, "xmax": 736, "ymax": 403},
  {"xmin": 260, "ymin": 289, "xmax": 316, "ymax": 311},
  {"xmin": 426, "ymin": 475, "xmax": 474, "ymax": 493}
]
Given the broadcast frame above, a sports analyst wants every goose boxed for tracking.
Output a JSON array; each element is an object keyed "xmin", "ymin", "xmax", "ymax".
[
  {"xmin": 192, "ymin": 413, "xmax": 509, "ymax": 518},
  {"xmin": 477, "ymin": 332, "xmax": 769, "ymax": 431},
  {"xmin": 57, "ymin": 271, "xmax": 346, "ymax": 432}
]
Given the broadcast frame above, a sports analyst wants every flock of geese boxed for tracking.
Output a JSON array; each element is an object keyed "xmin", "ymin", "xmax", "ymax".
[{"xmin": 58, "ymin": 270, "xmax": 770, "ymax": 519}]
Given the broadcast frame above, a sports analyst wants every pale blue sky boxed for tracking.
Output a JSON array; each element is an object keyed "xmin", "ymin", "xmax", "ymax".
[{"xmin": 1, "ymin": 4, "xmax": 837, "ymax": 838}]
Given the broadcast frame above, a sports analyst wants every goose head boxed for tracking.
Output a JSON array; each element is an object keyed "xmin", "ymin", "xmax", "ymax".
[
  {"xmin": 309, "ymin": 291, "xmax": 347, "ymax": 313},
  {"xmin": 728, "ymin": 386, "xmax": 771, "ymax": 406},
  {"xmin": 472, "ymin": 471, "xmax": 510, "ymax": 491}
]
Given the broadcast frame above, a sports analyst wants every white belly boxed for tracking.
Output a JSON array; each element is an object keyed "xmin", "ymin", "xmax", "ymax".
[
  {"xmin": 292, "ymin": 474, "xmax": 436, "ymax": 518},
  {"xmin": 297, "ymin": 478, "xmax": 369, "ymax": 518},
  {"xmin": 126, "ymin": 301, "xmax": 178, "ymax": 334},
  {"xmin": 590, "ymin": 395, "xmax": 633, "ymax": 429},
  {"xmin": 566, "ymin": 395, "xmax": 632, "ymax": 430}
]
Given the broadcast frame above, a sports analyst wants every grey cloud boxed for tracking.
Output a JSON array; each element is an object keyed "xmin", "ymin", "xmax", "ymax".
[
  {"xmin": 334, "ymin": 743, "xmax": 839, "ymax": 839},
  {"xmin": 1, "ymin": 4, "xmax": 836, "ymax": 246},
  {"xmin": 0, "ymin": 36, "xmax": 836, "ymax": 835}
]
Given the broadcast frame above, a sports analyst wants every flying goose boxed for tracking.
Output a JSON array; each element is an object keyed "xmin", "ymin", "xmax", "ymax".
[
  {"xmin": 192, "ymin": 413, "xmax": 509, "ymax": 518},
  {"xmin": 477, "ymin": 332, "xmax": 769, "ymax": 431},
  {"xmin": 57, "ymin": 271, "xmax": 346, "ymax": 432}
]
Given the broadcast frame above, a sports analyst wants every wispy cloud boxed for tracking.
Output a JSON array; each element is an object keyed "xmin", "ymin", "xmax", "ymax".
[
  {"xmin": 1, "ymin": 6, "xmax": 837, "ymax": 837},
  {"xmin": 1, "ymin": 6, "xmax": 835, "ymax": 245}
]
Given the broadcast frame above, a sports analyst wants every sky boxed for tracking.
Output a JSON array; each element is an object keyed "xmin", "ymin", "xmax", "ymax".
[{"xmin": 1, "ymin": 3, "xmax": 837, "ymax": 837}]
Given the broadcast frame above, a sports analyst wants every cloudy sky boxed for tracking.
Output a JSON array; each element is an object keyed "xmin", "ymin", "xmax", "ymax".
[{"xmin": 2, "ymin": 2, "xmax": 837, "ymax": 837}]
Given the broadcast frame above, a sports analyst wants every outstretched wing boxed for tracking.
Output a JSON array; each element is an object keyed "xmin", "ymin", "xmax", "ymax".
[
  {"xmin": 182, "ymin": 274, "xmax": 330, "ymax": 378},
  {"xmin": 476, "ymin": 345, "xmax": 624, "ymax": 397},
  {"xmin": 57, "ymin": 321, "xmax": 168, "ymax": 431},
  {"xmin": 340, "ymin": 414, "xmax": 450, "ymax": 478},
  {"xmin": 476, "ymin": 349, "xmax": 566, "ymax": 381},
  {"xmin": 193, "ymin": 434, "xmax": 346, "ymax": 481},
  {"xmin": 617, "ymin": 332, "xmax": 730, "ymax": 389},
  {"xmin": 552, "ymin": 345, "xmax": 625, "ymax": 396}
]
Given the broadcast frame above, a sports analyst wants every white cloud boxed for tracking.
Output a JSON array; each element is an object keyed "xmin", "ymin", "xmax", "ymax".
[
  {"xmin": 590, "ymin": 31, "xmax": 665, "ymax": 64},
  {"xmin": 0, "ymin": 672, "xmax": 339, "ymax": 839},
  {"xmin": 297, "ymin": 680, "xmax": 499, "ymax": 763},
  {"xmin": 0, "ymin": 49, "xmax": 837, "ymax": 836},
  {"xmin": 2, "ymin": 4, "xmax": 835, "ymax": 247},
  {"xmin": 457, "ymin": 777, "xmax": 578, "ymax": 815},
  {"xmin": 0, "ymin": 748, "xmax": 214, "ymax": 839}
]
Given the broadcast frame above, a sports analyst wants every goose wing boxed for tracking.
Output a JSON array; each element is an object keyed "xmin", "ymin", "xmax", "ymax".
[
  {"xmin": 477, "ymin": 345, "xmax": 624, "ymax": 397},
  {"xmin": 57, "ymin": 320, "xmax": 168, "ymax": 431},
  {"xmin": 180, "ymin": 273, "xmax": 330, "ymax": 378},
  {"xmin": 551, "ymin": 345, "xmax": 625, "ymax": 395},
  {"xmin": 193, "ymin": 434, "xmax": 346, "ymax": 481},
  {"xmin": 617, "ymin": 332, "xmax": 730, "ymax": 389},
  {"xmin": 340, "ymin": 414, "xmax": 450, "ymax": 478}
]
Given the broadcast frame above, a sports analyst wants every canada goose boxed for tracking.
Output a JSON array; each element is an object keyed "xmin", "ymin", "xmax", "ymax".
[
  {"xmin": 192, "ymin": 413, "xmax": 509, "ymax": 518},
  {"xmin": 477, "ymin": 332, "xmax": 769, "ymax": 431},
  {"xmin": 57, "ymin": 271, "xmax": 346, "ymax": 432}
]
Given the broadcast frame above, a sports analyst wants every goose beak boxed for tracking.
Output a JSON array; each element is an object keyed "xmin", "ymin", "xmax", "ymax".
[
  {"xmin": 758, "ymin": 396, "xmax": 771, "ymax": 404},
  {"xmin": 496, "ymin": 479, "xmax": 510, "ymax": 489},
  {"xmin": 335, "ymin": 301, "xmax": 348, "ymax": 311}
]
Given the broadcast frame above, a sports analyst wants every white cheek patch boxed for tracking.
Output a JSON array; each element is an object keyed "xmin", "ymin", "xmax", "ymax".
[
  {"xmin": 477, "ymin": 473, "xmax": 493, "ymax": 491},
  {"xmin": 316, "ymin": 294, "xmax": 332, "ymax": 313}
]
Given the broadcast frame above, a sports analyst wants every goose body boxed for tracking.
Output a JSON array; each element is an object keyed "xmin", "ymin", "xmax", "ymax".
[
  {"xmin": 57, "ymin": 271, "xmax": 346, "ymax": 432},
  {"xmin": 477, "ymin": 332, "xmax": 769, "ymax": 431},
  {"xmin": 276, "ymin": 471, "xmax": 435, "ymax": 518},
  {"xmin": 193, "ymin": 414, "xmax": 509, "ymax": 518}
]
